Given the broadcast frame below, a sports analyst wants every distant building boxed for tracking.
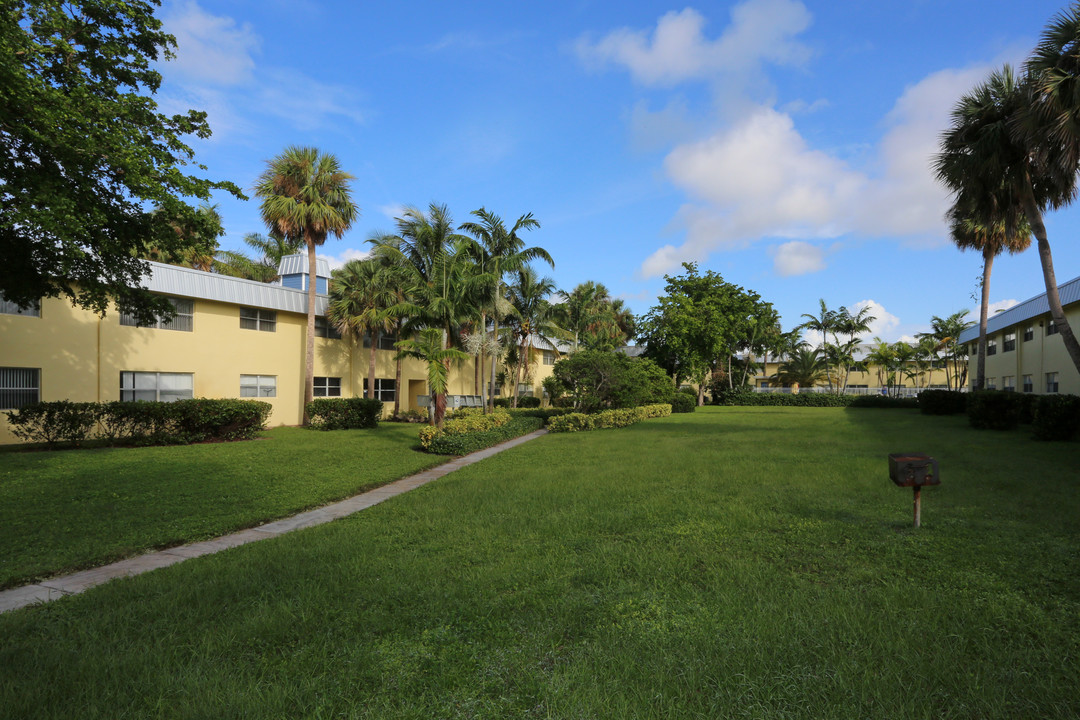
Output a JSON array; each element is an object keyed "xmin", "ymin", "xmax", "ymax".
[{"xmin": 956, "ymin": 274, "xmax": 1080, "ymax": 395}]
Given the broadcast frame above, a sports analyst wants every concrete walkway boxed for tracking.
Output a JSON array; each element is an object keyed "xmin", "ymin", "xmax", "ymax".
[{"xmin": 0, "ymin": 428, "xmax": 548, "ymax": 615}]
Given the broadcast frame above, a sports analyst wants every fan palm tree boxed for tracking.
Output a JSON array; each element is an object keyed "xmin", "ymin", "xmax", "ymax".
[
  {"xmin": 328, "ymin": 258, "xmax": 416, "ymax": 402},
  {"xmin": 506, "ymin": 266, "xmax": 564, "ymax": 408},
  {"xmin": 459, "ymin": 208, "xmax": 549, "ymax": 411},
  {"xmin": 255, "ymin": 147, "xmax": 358, "ymax": 424},
  {"xmin": 773, "ymin": 347, "xmax": 827, "ymax": 389},
  {"xmin": 395, "ymin": 329, "xmax": 468, "ymax": 429}
]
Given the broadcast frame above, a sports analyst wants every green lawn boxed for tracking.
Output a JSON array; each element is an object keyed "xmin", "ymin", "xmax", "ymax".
[
  {"xmin": 0, "ymin": 424, "xmax": 447, "ymax": 589},
  {"xmin": 2, "ymin": 407, "xmax": 1077, "ymax": 718}
]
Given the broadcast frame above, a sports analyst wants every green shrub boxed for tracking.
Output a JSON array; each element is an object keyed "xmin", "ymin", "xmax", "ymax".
[
  {"xmin": 1032, "ymin": 394, "xmax": 1080, "ymax": 441},
  {"xmin": 1014, "ymin": 393, "xmax": 1039, "ymax": 424},
  {"xmin": 670, "ymin": 393, "xmax": 696, "ymax": 413},
  {"xmin": 552, "ymin": 351, "xmax": 673, "ymax": 412},
  {"xmin": 170, "ymin": 399, "xmax": 272, "ymax": 442},
  {"xmin": 547, "ymin": 404, "xmax": 672, "ymax": 432},
  {"xmin": 5, "ymin": 401, "xmax": 100, "ymax": 446},
  {"xmin": 967, "ymin": 390, "xmax": 1021, "ymax": 431},
  {"xmin": 516, "ymin": 396, "xmax": 541, "ymax": 408},
  {"xmin": 421, "ymin": 416, "xmax": 543, "ymax": 455},
  {"xmin": 506, "ymin": 407, "xmax": 575, "ymax": 423},
  {"xmin": 848, "ymin": 395, "xmax": 919, "ymax": 409},
  {"xmin": 713, "ymin": 389, "xmax": 851, "ymax": 407},
  {"xmin": 546, "ymin": 412, "xmax": 595, "ymax": 433},
  {"xmin": 919, "ymin": 390, "xmax": 967, "ymax": 415},
  {"xmin": 306, "ymin": 398, "xmax": 383, "ymax": 430}
]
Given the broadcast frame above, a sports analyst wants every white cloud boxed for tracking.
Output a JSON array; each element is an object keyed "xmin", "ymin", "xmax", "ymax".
[
  {"xmin": 575, "ymin": 1, "xmax": 811, "ymax": 87},
  {"xmin": 377, "ymin": 204, "xmax": 407, "ymax": 221},
  {"xmin": 771, "ymin": 241, "xmax": 825, "ymax": 276},
  {"xmin": 162, "ymin": 0, "xmax": 259, "ymax": 86},
  {"xmin": 257, "ymin": 69, "xmax": 366, "ymax": 130},
  {"xmin": 965, "ymin": 298, "xmax": 1019, "ymax": 323},
  {"xmin": 321, "ymin": 248, "xmax": 370, "ymax": 271},
  {"xmin": 849, "ymin": 299, "xmax": 901, "ymax": 340}
]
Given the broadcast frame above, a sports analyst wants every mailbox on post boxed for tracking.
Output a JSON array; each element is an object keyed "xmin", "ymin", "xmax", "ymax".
[{"xmin": 888, "ymin": 453, "xmax": 939, "ymax": 528}]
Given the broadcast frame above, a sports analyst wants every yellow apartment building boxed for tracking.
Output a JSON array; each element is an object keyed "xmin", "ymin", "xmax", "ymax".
[
  {"xmin": 956, "ymin": 274, "xmax": 1080, "ymax": 395},
  {"xmin": 0, "ymin": 257, "xmax": 558, "ymax": 444}
]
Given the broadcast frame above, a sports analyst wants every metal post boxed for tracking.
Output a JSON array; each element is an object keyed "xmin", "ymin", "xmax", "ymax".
[{"xmin": 913, "ymin": 486, "xmax": 922, "ymax": 528}]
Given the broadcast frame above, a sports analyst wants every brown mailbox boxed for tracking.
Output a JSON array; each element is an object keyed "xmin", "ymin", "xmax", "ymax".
[{"xmin": 888, "ymin": 453, "xmax": 940, "ymax": 487}]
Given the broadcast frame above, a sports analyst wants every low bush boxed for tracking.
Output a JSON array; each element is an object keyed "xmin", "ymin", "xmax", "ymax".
[
  {"xmin": 306, "ymin": 398, "xmax": 382, "ymax": 430},
  {"xmin": 506, "ymin": 407, "xmax": 575, "ymax": 423},
  {"xmin": 967, "ymin": 390, "xmax": 1021, "ymax": 431},
  {"xmin": 419, "ymin": 414, "xmax": 543, "ymax": 455},
  {"xmin": 387, "ymin": 408, "xmax": 428, "ymax": 423},
  {"xmin": 1032, "ymin": 394, "xmax": 1080, "ymax": 441},
  {"xmin": 918, "ymin": 390, "xmax": 968, "ymax": 415},
  {"xmin": 5, "ymin": 401, "xmax": 99, "ymax": 447},
  {"xmin": 171, "ymin": 399, "xmax": 272, "ymax": 442},
  {"xmin": 670, "ymin": 393, "xmax": 696, "ymax": 413},
  {"xmin": 713, "ymin": 389, "xmax": 850, "ymax": 407},
  {"xmin": 516, "ymin": 396, "xmax": 542, "ymax": 408},
  {"xmin": 548, "ymin": 403, "xmax": 672, "ymax": 433},
  {"xmin": 1014, "ymin": 393, "xmax": 1039, "ymax": 425},
  {"xmin": 848, "ymin": 395, "xmax": 919, "ymax": 409}
]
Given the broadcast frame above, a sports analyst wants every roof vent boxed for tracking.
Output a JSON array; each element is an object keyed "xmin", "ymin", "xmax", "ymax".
[{"xmin": 277, "ymin": 254, "xmax": 331, "ymax": 295}]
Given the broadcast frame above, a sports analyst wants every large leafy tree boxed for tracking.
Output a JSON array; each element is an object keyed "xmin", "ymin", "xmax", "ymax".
[
  {"xmin": 255, "ymin": 147, "xmax": 358, "ymax": 424},
  {"xmin": 0, "ymin": 0, "xmax": 242, "ymax": 323}
]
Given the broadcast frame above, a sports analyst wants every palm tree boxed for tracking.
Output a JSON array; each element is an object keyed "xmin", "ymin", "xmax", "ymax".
[
  {"xmin": 506, "ymin": 266, "xmax": 563, "ymax": 408},
  {"xmin": 799, "ymin": 300, "xmax": 839, "ymax": 392},
  {"xmin": 328, "ymin": 258, "xmax": 415, "ymax": 403},
  {"xmin": 834, "ymin": 305, "xmax": 875, "ymax": 394},
  {"xmin": 217, "ymin": 230, "xmax": 303, "ymax": 282},
  {"xmin": 924, "ymin": 310, "xmax": 974, "ymax": 390},
  {"xmin": 459, "ymin": 208, "xmax": 550, "ymax": 411},
  {"xmin": 395, "ymin": 329, "xmax": 468, "ymax": 429},
  {"xmin": 864, "ymin": 338, "xmax": 897, "ymax": 395},
  {"xmin": 255, "ymin": 147, "xmax": 358, "ymax": 424},
  {"xmin": 773, "ymin": 347, "xmax": 827, "ymax": 388}
]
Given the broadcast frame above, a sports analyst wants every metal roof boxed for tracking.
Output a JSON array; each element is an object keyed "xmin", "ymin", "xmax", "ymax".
[
  {"xmin": 142, "ymin": 261, "xmax": 328, "ymax": 316},
  {"xmin": 957, "ymin": 274, "xmax": 1080, "ymax": 344},
  {"xmin": 277, "ymin": 254, "xmax": 331, "ymax": 278}
]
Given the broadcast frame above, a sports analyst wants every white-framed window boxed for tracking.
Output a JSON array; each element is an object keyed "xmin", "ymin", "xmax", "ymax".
[
  {"xmin": 517, "ymin": 383, "xmax": 533, "ymax": 396},
  {"xmin": 315, "ymin": 317, "xmax": 341, "ymax": 339},
  {"xmin": 1047, "ymin": 319, "xmax": 1059, "ymax": 336},
  {"xmin": 986, "ymin": 339, "xmax": 997, "ymax": 356},
  {"xmin": 362, "ymin": 378, "xmax": 396, "ymax": 401},
  {"xmin": 313, "ymin": 376, "xmax": 341, "ymax": 397},
  {"xmin": 363, "ymin": 332, "xmax": 397, "ymax": 350},
  {"xmin": 1023, "ymin": 325, "xmax": 1034, "ymax": 342},
  {"xmin": 240, "ymin": 375, "xmax": 276, "ymax": 397},
  {"xmin": 1002, "ymin": 376, "xmax": 1015, "ymax": 392},
  {"xmin": 1046, "ymin": 372, "xmax": 1059, "ymax": 393},
  {"xmin": 986, "ymin": 377, "xmax": 996, "ymax": 390},
  {"xmin": 542, "ymin": 350, "xmax": 556, "ymax": 365},
  {"xmin": 1003, "ymin": 332, "xmax": 1016, "ymax": 352},
  {"xmin": 0, "ymin": 296, "xmax": 40, "ymax": 317},
  {"xmin": 240, "ymin": 307, "xmax": 276, "ymax": 332},
  {"xmin": 120, "ymin": 297, "xmax": 193, "ymax": 331},
  {"xmin": 1022, "ymin": 375, "xmax": 1033, "ymax": 393},
  {"xmin": 0, "ymin": 368, "xmax": 40, "ymax": 409},
  {"xmin": 120, "ymin": 372, "xmax": 193, "ymax": 402}
]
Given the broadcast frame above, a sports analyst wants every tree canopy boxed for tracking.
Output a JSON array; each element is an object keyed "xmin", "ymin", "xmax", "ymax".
[{"xmin": 0, "ymin": 0, "xmax": 242, "ymax": 323}]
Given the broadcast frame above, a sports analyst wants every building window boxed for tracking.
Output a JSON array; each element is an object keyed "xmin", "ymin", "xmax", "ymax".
[
  {"xmin": 313, "ymin": 376, "xmax": 341, "ymax": 397},
  {"xmin": 240, "ymin": 375, "xmax": 276, "ymax": 397},
  {"xmin": 1046, "ymin": 372, "xmax": 1059, "ymax": 393},
  {"xmin": 969, "ymin": 343, "xmax": 977, "ymax": 355},
  {"xmin": 1002, "ymin": 376, "xmax": 1015, "ymax": 392},
  {"xmin": 120, "ymin": 372, "xmax": 193, "ymax": 402},
  {"xmin": 362, "ymin": 378, "xmax": 395, "ymax": 401},
  {"xmin": 240, "ymin": 307, "xmax": 276, "ymax": 332},
  {"xmin": 542, "ymin": 350, "xmax": 556, "ymax": 365},
  {"xmin": 1023, "ymin": 325, "xmax": 1034, "ymax": 342},
  {"xmin": 363, "ymin": 332, "xmax": 397, "ymax": 350},
  {"xmin": 1003, "ymin": 332, "xmax": 1016, "ymax": 352},
  {"xmin": 986, "ymin": 377, "xmax": 996, "ymax": 390},
  {"xmin": 0, "ymin": 296, "xmax": 40, "ymax": 317},
  {"xmin": 0, "ymin": 368, "xmax": 40, "ymax": 409},
  {"xmin": 1047, "ymin": 319, "xmax": 1058, "ymax": 336},
  {"xmin": 517, "ymin": 383, "xmax": 533, "ymax": 396},
  {"xmin": 1022, "ymin": 375, "xmax": 1033, "ymax": 393},
  {"xmin": 848, "ymin": 384, "xmax": 868, "ymax": 389},
  {"xmin": 986, "ymin": 339, "xmax": 997, "ymax": 356},
  {"xmin": 315, "ymin": 317, "xmax": 341, "ymax": 339},
  {"xmin": 120, "ymin": 297, "xmax": 193, "ymax": 331}
]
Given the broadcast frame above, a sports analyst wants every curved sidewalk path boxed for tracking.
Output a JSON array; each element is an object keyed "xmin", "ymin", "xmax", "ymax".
[{"xmin": 0, "ymin": 428, "xmax": 548, "ymax": 615}]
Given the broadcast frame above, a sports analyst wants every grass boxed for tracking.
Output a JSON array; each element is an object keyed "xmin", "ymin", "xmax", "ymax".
[
  {"xmin": 0, "ymin": 424, "xmax": 447, "ymax": 589},
  {"xmin": 1, "ymin": 407, "xmax": 1077, "ymax": 718}
]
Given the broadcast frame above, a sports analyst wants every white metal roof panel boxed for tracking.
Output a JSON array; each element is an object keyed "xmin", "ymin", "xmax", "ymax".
[
  {"xmin": 141, "ymin": 262, "xmax": 328, "ymax": 316},
  {"xmin": 957, "ymin": 274, "xmax": 1080, "ymax": 344},
  {"xmin": 277, "ymin": 254, "xmax": 331, "ymax": 278}
]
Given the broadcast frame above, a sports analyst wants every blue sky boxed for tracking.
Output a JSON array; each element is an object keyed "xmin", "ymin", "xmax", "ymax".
[{"xmin": 156, "ymin": 0, "xmax": 1080, "ymax": 342}]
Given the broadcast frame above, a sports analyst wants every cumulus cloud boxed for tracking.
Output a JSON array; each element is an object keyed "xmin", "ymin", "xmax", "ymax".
[
  {"xmin": 771, "ymin": 241, "xmax": 825, "ymax": 276},
  {"xmin": 965, "ymin": 298, "xmax": 1019, "ymax": 323},
  {"xmin": 321, "ymin": 248, "xmax": 370, "ymax": 271},
  {"xmin": 575, "ymin": 1, "xmax": 812, "ymax": 87},
  {"xmin": 162, "ymin": 0, "xmax": 259, "ymax": 86}
]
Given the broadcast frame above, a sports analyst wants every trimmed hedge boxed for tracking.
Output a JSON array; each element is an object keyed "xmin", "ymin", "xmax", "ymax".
[
  {"xmin": 713, "ymin": 389, "xmax": 919, "ymax": 409},
  {"xmin": 547, "ymin": 403, "xmax": 672, "ymax": 433},
  {"xmin": 492, "ymin": 396, "xmax": 542, "ymax": 409},
  {"xmin": 5, "ymin": 399, "xmax": 272, "ymax": 447},
  {"xmin": 847, "ymin": 395, "xmax": 919, "ymax": 409},
  {"xmin": 419, "ymin": 413, "xmax": 543, "ymax": 455},
  {"xmin": 305, "ymin": 398, "xmax": 382, "ymax": 430},
  {"xmin": 1032, "ymin": 394, "xmax": 1080, "ymax": 441},
  {"xmin": 918, "ymin": 390, "xmax": 968, "ymax": 416},
  {"xmin": 670, "ymin": 393, "xmax": 697, "ymax": 413},
  {"xmin": 967, "ymin": 391, "xmax": 1021, "ymax": 431}
]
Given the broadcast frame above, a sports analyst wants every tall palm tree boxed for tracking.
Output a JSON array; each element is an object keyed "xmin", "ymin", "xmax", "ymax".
[
  {"xmin": 255, "ymin": 147, "xmax": 358, "ymax": 424},
  {"xmin": 799, "ymin": 300, "xmax": 839, "ymax": 392},
  {"xmin": 395, "ymin": 329, "xmax": 468, "ymax": 429},
  {"xmin": 328, "ymin": 258, "xmax": 416, "ymax": 402},
  {"xmin": 506, "ymin": 266, "xmax": 563, "ymax": 408},
  {"xmin": 923, "ymin": 311, "xmax": 974, "ymax": 390},
  {"xmin": 460, "ymin": 208, "xmax": 550, "ymax": 411},
  {"xmin": 833, "ymin": 305, "xmax": 874, "ymax": 394}
]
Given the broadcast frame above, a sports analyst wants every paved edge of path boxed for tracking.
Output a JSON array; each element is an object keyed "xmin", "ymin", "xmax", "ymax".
[{"xmin": 0, "ymin": 428, "xmax": 549, "ymax": 615}]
